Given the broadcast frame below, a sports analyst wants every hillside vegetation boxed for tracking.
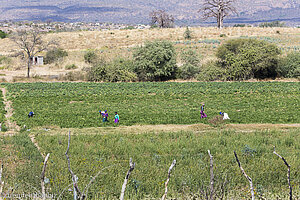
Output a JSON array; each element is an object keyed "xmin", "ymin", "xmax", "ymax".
[{"xmin": 0, "ymin": 27, "xmax": 299, "ymax": 82}]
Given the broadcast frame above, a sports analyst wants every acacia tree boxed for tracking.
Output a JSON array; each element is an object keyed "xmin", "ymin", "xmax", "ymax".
[
  {"xmin": 149, "ymin": 10, "xmax": 174, "ymax": 28},
  {"xmin": 199, "ymin": 0, "xmax": 237, "ymax": 28},
  {"xmin": 10, "ymin": 29, "xmax": 56, "ymax": 78}
]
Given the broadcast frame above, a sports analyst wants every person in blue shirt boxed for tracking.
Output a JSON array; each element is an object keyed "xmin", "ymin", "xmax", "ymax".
[
  {"xmin": 28, "ymin": 111, "xmax": 34, "ymax": 118},
  {"xmin": 103, "ymin": 110, "xmax": 108, "ymax": 122}
]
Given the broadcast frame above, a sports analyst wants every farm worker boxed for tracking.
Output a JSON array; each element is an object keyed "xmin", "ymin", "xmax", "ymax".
[
  {"xmin": 200, "ymin": 104, "xmax": 207, "ymax": 119},
  {"xmin": 103, "ymin": 110, "xmax": 108, "ymax": 122},
  {"xmin": 28, "ymin": 111, "xmax": 34, "ymax": 118},
  {"xmin": 219, "ymin": 112, "xmax": 230, "ymax": 120},
  {"xmin": 114, "ymin": 112, "xmax": 119, "ymax": 123},
  {"xmin": 99, "ymin": 110, "xmax": 105, "ymax": 120}
]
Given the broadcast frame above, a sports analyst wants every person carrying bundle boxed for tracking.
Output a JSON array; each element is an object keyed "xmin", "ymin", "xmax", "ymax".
[{"xmin": 219, "ymin": 112, "xmax": 230, "ymax": 120}]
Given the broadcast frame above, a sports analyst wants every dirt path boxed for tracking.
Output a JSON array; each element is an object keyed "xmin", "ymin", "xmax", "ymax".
[
  {"xmin": 0, "ymin": 87, "xmax": 44, "ymax": 159},
  {"xmin": 0, "ymin": 87, "xmax": 20, "ymax": 134},
  {"xmin": 32, "ymin": 123, "xmax": 300, "ymax": 137}
]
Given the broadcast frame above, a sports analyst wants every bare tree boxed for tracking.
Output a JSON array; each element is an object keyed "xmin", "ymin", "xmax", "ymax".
[
  {"xmin": 234, "ymin": 151, "xmax": 255, "ymax": 200},
  {"xmin": 63, "ymin": 131, "xmax": 113, "ymax": 200},
  {"xmin": 199, "ymin": 151, "xmax": 227, "ymax": 200},
  {"xmin": 41, "ymin": 153, "xmax": 50, "ymax": 200},
  {"xmin": 162, "ymin": 159, "xmax": 176, "ymax": 200},
  {"xmin": 10, "ymin": 29, "xmax": 56, "ymax": 78},
  {"xmin": 120, "ymin": 158, "xmax": 135, "ymax": 200},
  {"xmin": 208, "ymin": 150, "xmax": 214, "ymax": 200},
  {"xmin": 199, "ymin": 0, "xmax": 237, "ymax": 28},
  {"xmin": 0, "ymin": 162, "xmax": 4, "ymax": 195},
  {"xmin": 150, "ymin": 10, "xmax": 174, "ymax": 28},
  {"xmin": 273, "ymin": 146, "xmax": 292, "ymax": 200}
]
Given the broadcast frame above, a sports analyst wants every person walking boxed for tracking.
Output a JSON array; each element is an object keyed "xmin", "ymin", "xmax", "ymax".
[
  {"xmin": 200, "ymin": 104, "xmax": 207, "ymax": 119},
  {"xmin": 114, "ymin": 112, "xmax": 119, "ymax": 124},
  {"xmin": 103, "ymin": 110, "xmax": 108, "ymax": 122}
]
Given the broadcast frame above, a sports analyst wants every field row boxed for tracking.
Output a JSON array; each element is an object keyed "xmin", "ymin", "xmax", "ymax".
[{"xmin": 1, "ymin": 82, "xmax": 299, "ymax": 128}]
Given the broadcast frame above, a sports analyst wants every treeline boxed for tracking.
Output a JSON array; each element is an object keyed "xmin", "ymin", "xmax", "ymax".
[{"xmin": 47, "ymin": 38, "xmax": 299, "ymax": 82}]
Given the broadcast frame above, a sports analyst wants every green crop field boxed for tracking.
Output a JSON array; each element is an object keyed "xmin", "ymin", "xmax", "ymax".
[
  {"xmin": 0, "ymin": 90, "xmax": 5, "ymax": 123},
  {"xmin": 0, "ymin": 82, "xmax": 299, "ymax": 199},
  {"xmin": 1, "ymin": 82, "xmax": 299, "ymax": 129},
  {"xmin": 2, "ymin": 129, "xmax": 300, "ymax": 199}
]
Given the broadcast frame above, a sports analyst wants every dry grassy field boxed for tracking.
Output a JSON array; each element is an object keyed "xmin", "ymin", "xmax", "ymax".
[{"xmin": 0, "ymin": 27, "xmax": 299, "ymax": 81}]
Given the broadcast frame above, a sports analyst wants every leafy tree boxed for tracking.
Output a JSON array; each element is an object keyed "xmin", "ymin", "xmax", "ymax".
[
  {"xmin": 277, "ymin": 52, "xmax": 300, "ymax": 78},
  {"xmin": 216, "ymin": 38, "xmax": 281, "ymax": 80},
  {"xmin": 133, "ymin": 40, "xmax": 177, "ymax": 81},
  {"xmin": 149, "ymin": 10, "xmax": 174, "ymax": 28},
  {"xmin": 178, "ymin": 49, "xmax": 201, "ymax": 79},
  {"xmin": 44, "ymin": 48, "xmax": 68, "ymax": 64}
]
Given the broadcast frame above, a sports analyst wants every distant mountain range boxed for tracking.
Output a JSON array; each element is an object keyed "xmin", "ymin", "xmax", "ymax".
[{"xmin": 0, "ymin": 0, "xmax": 299, "ymax": 25}]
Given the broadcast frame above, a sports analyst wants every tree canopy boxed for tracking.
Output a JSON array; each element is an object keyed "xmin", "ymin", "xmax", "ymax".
[
  {"xmin": 133, "ymin": 40, "xmax": 177, "ymax": 81},
  {"xmin": 216, "ymin": 38, "xmax": 281, "ymax": 80}
]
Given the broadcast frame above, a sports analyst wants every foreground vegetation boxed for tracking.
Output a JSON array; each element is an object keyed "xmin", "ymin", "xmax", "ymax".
[
  {"xmin": 1, "ymin": 128, "xmax": 300, "ymax": 199},
  {"xmin": 1, "ymin": 82, "xmax": 299, "ymax": 128}
]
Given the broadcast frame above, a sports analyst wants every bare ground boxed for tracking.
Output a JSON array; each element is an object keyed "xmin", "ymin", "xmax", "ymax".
[
  {"xmin": 0, "ymin": 87, "xmax": 20, "ymax": 134},
  {"xmin": 31, "ymin": 123, "xmax": 300, "ymax": 136}
]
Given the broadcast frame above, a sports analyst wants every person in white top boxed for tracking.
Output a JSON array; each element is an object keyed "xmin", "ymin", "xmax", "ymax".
[{"xmin": 219, "ymin": 112, "xmax": 230, "ymax": 120}]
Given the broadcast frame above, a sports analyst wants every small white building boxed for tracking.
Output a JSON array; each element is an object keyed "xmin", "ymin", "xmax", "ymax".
[{"xmin": 31, "ymin": 56, "xmax": 44, "ymax": 65}]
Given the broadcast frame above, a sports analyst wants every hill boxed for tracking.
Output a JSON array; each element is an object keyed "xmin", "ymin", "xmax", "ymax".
[{"xmin": 0, "ymin": 0, "xmax": 299, "ymax": 25}]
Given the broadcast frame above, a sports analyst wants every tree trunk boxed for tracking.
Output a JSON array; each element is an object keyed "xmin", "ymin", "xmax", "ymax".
[
  {"xmin": 27, "ymin": 57, "xmax": 31, "ymax": 78},
  {"xmin": 219, "ymin": 17, "xmax": 223, "ymax": 29}
]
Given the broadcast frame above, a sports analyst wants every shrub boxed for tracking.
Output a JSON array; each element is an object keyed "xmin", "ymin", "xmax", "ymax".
[
  {"xmin": 62, "ymin": 71, "xmax": 87, "ymax": 81},
  {"xmin": 0, "ymin": 30, "xmax": 8, "ymax": 39},
  {"xmin": 259, "ymin": 21, "xmax": 285, "ymax": 27},
  {"xmin": 216, "ymin": 38, "xmax": 280, "ymax": 80},
  {"xmin": 84, "ymin": 50, "xmax": 98, "ymax": 64},
  {"xmin": 106, "ymin": 58, "xmax": 137, "ymax": 82},
  {"xmin": 87, "ymin": 61, "xmax": 107, "ymax": 82},
  {"xmin": 65, "ymin": 64, "xmax": 77, "ymax": 70},
  {"xmin": 219, "ymin": 34, "xmax": 226, "ymax": 37},
  {"xmin": 87, "ymin": 58, "xmax": 137, "ymax": 82},
  {"xmin": 0, "ymin": 56, "xmax": 11, "ymax": 65},
  {"xmin": 277, "ymin": 52, "xmax": 300, "ymax": 78},
  {"xmin": 133, "ymin": 40, "xmax": 177, "ymax": 81},
  {"xmin": 44, "ymin": 48, "xmax": 68, "ymax": 64},
  {"xmin": 184, "ymin": 26, "xmax": 192, "ymax": 39},
  {"xmin": 233, "ymin": 24, "xmax": 246, "ymax": 27},
  {"xmin": 178, "ymin": 49, "xmax": 201, "ymax": 79},
  {"xmin": 197, "ymin": 61, "xmax": 226, "ymax": 81}
]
